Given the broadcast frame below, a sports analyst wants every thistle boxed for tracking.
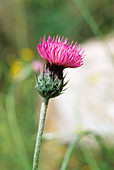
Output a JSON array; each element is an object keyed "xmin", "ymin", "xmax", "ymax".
[
  {"xmin": 35, "ymin": 35, "xmax": 85, "ymax": 99},
  {"xmin": 33, "ymin": 35, "xmax": 85, "ymax": 170}
]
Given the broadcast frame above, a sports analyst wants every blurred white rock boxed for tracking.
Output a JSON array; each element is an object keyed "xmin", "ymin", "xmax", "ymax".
[{"xmin": 52, "ymin": 34, "xmax": 114, "ymax": 138}]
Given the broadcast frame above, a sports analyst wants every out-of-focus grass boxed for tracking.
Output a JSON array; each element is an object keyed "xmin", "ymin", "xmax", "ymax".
[{"xmin": 0, "ymin": 0, "xmax": 114, "ymax": 169}]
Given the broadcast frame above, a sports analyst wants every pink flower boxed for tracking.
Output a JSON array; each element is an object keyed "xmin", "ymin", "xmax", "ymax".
[
  {"xmin": 31, "ymin": 60, "xmax": 44, "ymax": 73},
  {"xmin": 37, "ymin": 35, "xmax": 85, "ymax": 68}
]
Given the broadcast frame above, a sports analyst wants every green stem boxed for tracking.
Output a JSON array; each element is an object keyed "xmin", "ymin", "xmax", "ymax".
[
  {"xmin": 33, "ymin": 98, "xmax": 49, "ymax": 170},
  {"xmin": 80, "ymin": 143, "xmax": 100, "ymax": 170},
  {"xmin": 60, "ymin": 131, "xmax": 91, "ymax": 170},
  {"xmin": 73, "ymin": 0, "xmax": 114, "ymax": 64},
  {"xmin": 6, "ymin": 84, "xmax": 31, "ymax": 169},
  {"xmin": 72, "ymin": 0, "xmax": 102, "ymax": 37}
]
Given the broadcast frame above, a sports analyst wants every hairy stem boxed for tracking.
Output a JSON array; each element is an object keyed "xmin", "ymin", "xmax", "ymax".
[{"xmin": 33, "ymin": 98, "xmax": 49, "ymax": 170}]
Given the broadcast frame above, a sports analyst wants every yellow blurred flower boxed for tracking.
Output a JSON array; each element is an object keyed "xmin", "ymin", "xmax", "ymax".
[
  {"xmin": 77, "ymin": 126, "xmax": 84, "ymax": 135},
  {"xmin": 9, "ymin": 59, "xmax": 23, "ymax": 80},
  {"xmin": 20, "ymin": 48, "xmax": 34, "ymax": 61},
  {"xmin": 88, "ymin": 74, "xmax": 100, "ymax": 85}
]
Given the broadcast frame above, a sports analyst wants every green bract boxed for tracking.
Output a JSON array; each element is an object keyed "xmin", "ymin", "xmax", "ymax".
[{"xmin": 35, "ymin": 69, "xmax": 66, "ymax": 99}]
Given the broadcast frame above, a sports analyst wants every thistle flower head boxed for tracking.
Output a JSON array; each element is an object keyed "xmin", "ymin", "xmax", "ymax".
[
  {"xmin": 35, "ymin": 35, "xmax": 86, "ymax": 99},
  {"xmin": 37, "ymin": 35, "xmax": 85, "ymax": 68}
]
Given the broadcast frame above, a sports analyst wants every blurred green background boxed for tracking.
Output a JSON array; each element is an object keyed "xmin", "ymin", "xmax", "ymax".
[{"xmin": 0, "ymin": 0, "xmax": 114, "ymax": 169}]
